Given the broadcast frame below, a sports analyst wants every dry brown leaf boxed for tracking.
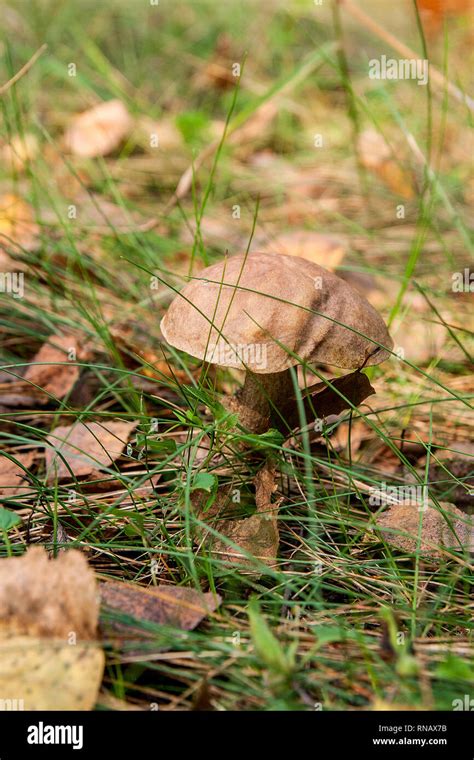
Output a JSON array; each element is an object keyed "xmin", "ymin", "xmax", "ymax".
[
  {"xmin": 164, "ymin": 247, "xmax": 206, "ymax": 277},
  {"xmin": 173, "ymin": 433, "xmax": 211, "ymax": 467},
  {"xmin": 194, "ymin": 461, "xmax": 280, "ymax": 572},
  {"xmin": 194, "ymin": 62, "xmax": 235, "ymax": 91},
  {"xmin": 0, "ymin": 451, "xmax": 35, "ymax": 497},
  {"xmin": 365, "ymin": 442, "xmax": 404, "ymax": 475},
  {"xmin": 0, "ymin": 546, "xmax": 104, "ymax": 710},
  {"xmin": 0, "ymin": 383, "xmax": 35, "ymax": 407},
  {"xmin": 254, "ymin": 459, "xmax": 279, "ymax": 511},
  {"xmin": 258, "ymin": 230, "xmax": 345, "ymax": 271},
  {"xmin": 0, "ymin": 193, "xmax": 39, "ymax": 254},
  {"xmin": 208, "ymin": 512, "xmax": 279, "ymax": 569},
  {"xmin": 100, "ymin": 580, "xmax": 221, "ymax": 634},
  {"xmin": 358, "ymin": 129, "xmax": 414, "ymax": 200},
  {"xmin": 329, "ymin": 419, "xmax": 367, "ymax": 454},
  {"xmin": 370, "ymin": 501, "xmax": 473, "ymax": 557},
  {"xmin": 436, "ymin": 441, "xmax": 474, "ymax": 461},
  {"xmin": 64, "ymin": 99, "xmax": 132, "ymax": 158},
  {"xmin": 0, "ymin": 380, "xmax": 41, "ymax": 408},
  {"xmin": 193, "ymin": 34, "xmax": 237, "ymax": 92},
  {"xmin": 23, "ymin": 334, "xmax": 80, "ymax": 403},
  {"xmin": 136, "ymin": 116, "xmax": 183, "ymax": 153},
  {"xmin": 110, "ymin": 322, "xmax": 198, "ymax": 381},
  {"xmin": 0, "ymin": 546, "xmax": 100, "ymax": 639},
  {"xmin": 140, "ymin": 356, "xmax": 192, "ymax": 383},
  {"xmin": 280, "ymin": 371, "xmax": 375, "ymax": 431},
  {"xmin": 45, "ymin": 419, "xmax": 138, "ymax": 480}
]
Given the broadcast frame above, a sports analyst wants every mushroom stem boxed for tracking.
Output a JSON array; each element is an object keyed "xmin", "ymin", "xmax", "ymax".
[{"xmin": 234, "ymin": 369, "xmax": 294, "ymax": 434}]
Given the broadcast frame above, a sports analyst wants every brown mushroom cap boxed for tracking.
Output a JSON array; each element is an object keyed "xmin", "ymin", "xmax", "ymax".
[{"xmin": 160, "ymin": 252, "xmax": 393, "ymax": 373}]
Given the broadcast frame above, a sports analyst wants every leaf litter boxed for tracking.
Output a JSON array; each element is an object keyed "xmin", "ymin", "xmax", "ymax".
[
  {"xmin": 368, "ymin": 501, "xmax": 473, "ymax": 557},
  {"xmin": 0, "ymin": 546, "xmax": 104, "ymax": 710},
  {"xmin": 0, "ymin": 451, "xmax": 35, "ymax": 498},
  {"xmin": 192, "ymin": 460, "xmax": 281, "ymax": 573},
  {"xmin": 45, "ymin": 419, "xmax": 138, "ymax": 481},
  {"xmin": 100, "ymin": 581, "xmax": 221, "ymax": 636},
  {"xmin": 64, "ymin": 99, "xmax": 133, "ymax": 158}
]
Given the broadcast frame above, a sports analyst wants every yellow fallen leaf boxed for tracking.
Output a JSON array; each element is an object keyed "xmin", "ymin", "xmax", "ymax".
[
  {"xmin": 0, "ymin": 193, "xmax": 39, "ymax": 254},
  {"xmin": 64, "ymin": 99, "xmax": 132, "ymax": 158},
  {"xmin": 1, "ymin": 133, "xmax": 38, "ymax": 172},
  {"xmin": 0, "ymin": 547, "xmax": 104, "ymax": 711},
  {"xmin": 0, "ymin": 636, "xmax": 104, "ymax": 711}
]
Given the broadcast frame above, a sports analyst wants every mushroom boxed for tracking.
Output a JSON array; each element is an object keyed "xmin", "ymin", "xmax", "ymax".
[{"xmin": 160, "ymin": 252, "xmax": 393, "ymax": 434}]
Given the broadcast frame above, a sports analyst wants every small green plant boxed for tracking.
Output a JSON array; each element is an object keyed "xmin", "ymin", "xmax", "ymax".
[{"xmin": 0, "ymin": 508, "xmax": 21, "ymax": 556}]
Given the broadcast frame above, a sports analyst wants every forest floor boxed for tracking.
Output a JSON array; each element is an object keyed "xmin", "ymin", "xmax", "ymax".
[{"xmin": 0, "ymin": 0, "xmax": 472, "ymax": 711}]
